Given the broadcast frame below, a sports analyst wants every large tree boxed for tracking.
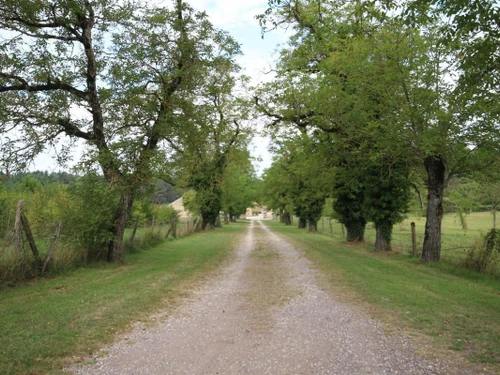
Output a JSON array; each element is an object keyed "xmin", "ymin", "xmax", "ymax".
[
  {"xmin": 258, "ymin": 0, "xmax": 500, "ymax": 260},
  {"xmin": 166, "ymin": 66, "xmax": 252, "ymax": 230},
  {"xmin": 0, "ymin": 0, "xmax": 242, "ymax": 261}
]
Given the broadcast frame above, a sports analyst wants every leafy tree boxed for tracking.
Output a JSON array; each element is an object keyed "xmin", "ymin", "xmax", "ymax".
[
  {"xmin": 221, "ymin": 149, "xmax": 258, "ymax": 222},
  {"xmin": 167, "ymin": 64, "xmax": 252, "ymax": 230},
  {"xmin": 0, "ymin": 1, "xmax": 242, "ymax": 260},
  {"xmin": 258, "ymin": 1, "xmax": 500, "ymax": 260}
]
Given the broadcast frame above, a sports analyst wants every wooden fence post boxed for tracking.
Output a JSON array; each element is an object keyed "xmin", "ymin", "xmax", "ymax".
[
  {"xmin": 411, "ymin": 222, "xmax": 417, "ymax": 257},
  {"xmin": 41, "ymin": 222, "xmax": 62, "ymax": 276},
  {"xmin": 129, "ymin": 216, "xmax": 139, "ymax": 246},
  {"xmin": 20, "ymin": 213, "xmax": 42, "ymax": 271},
  {"xmin": 14, "ymin": 200, "xmax": 24, "ymax": 259}
]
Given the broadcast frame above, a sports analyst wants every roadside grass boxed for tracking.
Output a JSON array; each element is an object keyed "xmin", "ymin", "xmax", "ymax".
[
  {"xmin": 264, "ymin": 219, "xmax": 500, "ymax": 370},
  {"xmin": 0, "ymin": 221, "xmax": 247, "ymax": 375}
]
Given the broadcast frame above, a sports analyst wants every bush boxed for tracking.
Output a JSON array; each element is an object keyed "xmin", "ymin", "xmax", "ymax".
[
  {"xmin": 63, "ymin": 174, "xmax": 120, "ymax": 261},
  {"xmin": 465, "ymin": 229, "xmax": 500, "ymax": 276}
]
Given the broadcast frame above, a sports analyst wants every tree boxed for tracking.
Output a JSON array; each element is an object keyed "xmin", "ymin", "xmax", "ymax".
[
  {"xmin": 0, "ymin": 1, "xmax": 241, "ymax": 261},
  {"xmin": 257, "ymin": 1, "xmax": 500, "ymax": 260},
  {"xmin": 221, "ymin": 149, "xmax": 258, "ymax": 223},
  {"xmin": 256, "ymin": 1, "xmax": 412, "ymax": 246},
  {"xmin": 167, "ymin": 64, "xmax": 252, "ymax": 230}
]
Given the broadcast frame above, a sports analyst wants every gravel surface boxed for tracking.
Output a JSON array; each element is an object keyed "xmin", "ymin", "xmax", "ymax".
[{"xmin": 70, "ymin": 220, "xmax": 475, "ymax": 375}]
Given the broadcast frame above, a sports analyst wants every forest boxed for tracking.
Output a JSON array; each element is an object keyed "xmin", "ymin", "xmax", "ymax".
[{"xmin": 1, "ymin": 0, "xmax": 500, "ymax": 282}]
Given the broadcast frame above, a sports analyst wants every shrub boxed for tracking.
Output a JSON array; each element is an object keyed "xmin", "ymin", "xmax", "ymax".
[{"xmin": 465, "ymin": 229, "xmax": 500, "ymax": 276}]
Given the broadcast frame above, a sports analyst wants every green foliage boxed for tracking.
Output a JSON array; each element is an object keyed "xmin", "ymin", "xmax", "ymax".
[
  {"xmin": 151, "ymin": 204, "xmax": 179, "ymax": 224},
  {"xmin": 64, "ymin": 175, "xmax": 120, "ymax": 261},
  {"xmin": 466, "ymin": 229, "xmax": 500, "ymax": 276},
  {"xmin": 182, "ymin": 190, "xmax": 200, "ymax": 217},
  {"xmin": 221, "ymin": 149, "xmax": 257, "ymax": 218}
]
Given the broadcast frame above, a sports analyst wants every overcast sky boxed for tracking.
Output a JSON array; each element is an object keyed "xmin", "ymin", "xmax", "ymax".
[
  {"xmin": 33, "ymin": 0, "xmax": 287, "ymax": 175},
  {"xmin": 185, "ymin": 0, "xmax": 288, "ymax": 176}
]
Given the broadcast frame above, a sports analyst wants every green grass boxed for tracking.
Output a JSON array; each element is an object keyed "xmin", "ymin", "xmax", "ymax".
[
  {"xmin": 0, "ymin": 221, "xmax": 247, "ymax": 375},
  {"xmin": 318, "ymin": 212, "xmax": 496, "ymax": 263},
  {"xmin": 264, "ymin": 219, "xmax": 500, "ymax": 369}
]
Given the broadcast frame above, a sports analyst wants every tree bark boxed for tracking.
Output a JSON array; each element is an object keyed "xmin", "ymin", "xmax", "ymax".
[
  {"xmin": 107, "ymin": 191, "xmax": 135, "ymax": 263},
  {"xmin": 283, "ymin": 212, "xmax": 292, "ymax": 225},
  {"xmin": 421, "ymin": 155, "xmax": 446, "ymax": 262},
  {"xmin": 224, "ymin": 212, "xmax": 229, "ymax": 225},
  {"xmin": 298, "ymin": 217, "xmax": 307, "ymax": 229},
  {"xmin": 374, "ymin": 222, "xmax": 392, "ymax": 251},
  {"xmin": 493, "ymin": 209, "xmax": 497, "ymax": 228},
  {"xmin": 308, "ymin": 220, "xmax": 318, "ymax": 232},
  {"xmin": 345, "ymin": 219, "xmax": 366, "ymax": 242}
]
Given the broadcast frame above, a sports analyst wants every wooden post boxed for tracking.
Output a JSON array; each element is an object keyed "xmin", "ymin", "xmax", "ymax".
[
  {"xmin": 171, "ymin": 218, "xmax": 177, "ymax": 239},
  {"xmin": 411, "ymin": 222, "xmax": 417, "ymax": 257},
  {"xmin": 129, "ymin": 216, "xmax": 139, "ymax": 246},
  {"xmin": 20, "ymin": 213, "xmax": 42, "ymax": 270},
  {"xmin": 41, "ymin": 222, "xmax": 62, "ymax": 276},
  {"xmin": 14, "ymin": 200, "xmax": 24, "ymax": 258}
]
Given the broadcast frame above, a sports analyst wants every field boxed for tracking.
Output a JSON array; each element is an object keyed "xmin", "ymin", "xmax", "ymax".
[{"xmin": 317, "ymin": 211, "xmax": 496, "ymax": 263}]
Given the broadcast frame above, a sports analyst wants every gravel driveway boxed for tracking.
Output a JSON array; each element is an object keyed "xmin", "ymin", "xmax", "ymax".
[{"xmin": 70, "ymin": 220, "xmax": 474, "ymax": 375}]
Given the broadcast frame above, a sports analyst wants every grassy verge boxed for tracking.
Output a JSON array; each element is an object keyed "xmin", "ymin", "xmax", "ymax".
[
  {"xmin": 263, "ymin": 220, "xmax": 500, "ymax": 370},
  {"xmin": 0, "ymin": 221, "xmax": 247, "ymax": 375}
]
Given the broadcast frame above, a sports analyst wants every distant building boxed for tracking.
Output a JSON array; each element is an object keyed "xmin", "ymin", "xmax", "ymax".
[
  {"xmin": 168, "ymin": 197, "xmax": 190, "ymax": 218},
  {"xmin": 246, "ymin": 203, "xmax": 272, "ymax": 218}
]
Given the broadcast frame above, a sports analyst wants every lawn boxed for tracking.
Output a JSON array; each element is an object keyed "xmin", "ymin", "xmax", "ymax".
[
  {"xmin": 264, "ymin": 218, "xmax": 500, "ymax": 370},
  {"xmin": 0, "ymin": 221, "xmax": 247, "ymax": 375}
]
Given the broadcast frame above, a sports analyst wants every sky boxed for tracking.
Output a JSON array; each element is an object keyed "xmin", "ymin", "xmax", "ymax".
[
  {"xmin": 183, "ymin": 0, "xmax": 289, "ymax": 176},
  {"xmin": 32, "ymin": 0, "xmax": 288, "ymax": 176}
]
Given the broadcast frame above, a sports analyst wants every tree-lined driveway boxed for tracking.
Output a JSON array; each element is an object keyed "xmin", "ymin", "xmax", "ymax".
[{"xmin": 72, "ymin": 221, "xmax": 469, "ymax": 375}]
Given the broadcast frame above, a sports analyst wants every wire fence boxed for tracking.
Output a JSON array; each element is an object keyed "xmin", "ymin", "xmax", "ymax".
[{"xmin": 315, "ymin": 217, "xmax": 478, "ymax": 265}]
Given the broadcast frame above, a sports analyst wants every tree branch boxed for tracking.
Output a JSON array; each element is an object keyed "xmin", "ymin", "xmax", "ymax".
[{"xmin": 0, "ymin": 73, "xmax": 89, "ymax": 100}]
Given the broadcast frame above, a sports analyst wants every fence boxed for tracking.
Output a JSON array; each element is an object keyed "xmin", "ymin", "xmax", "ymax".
[
  {"xmin": 0, "ymin": 199, "xmax": 203, "ymax": 283},
  {"xmin": 310, "ymin": 217, "xmax": 478, "ymax": 265}
]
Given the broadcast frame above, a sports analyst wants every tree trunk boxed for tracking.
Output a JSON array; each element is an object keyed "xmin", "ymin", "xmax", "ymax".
[
  {"xmin": 308, "ymin": 220, "xmax": 318, "ymax": 232},
  {"xmin": 298, "ymin": 217, "xmax": 307, "ymax": 229},
  {"xmin": 224, "ymin": 212, "xmax": 229, "ymax": 225},
  {"xmin": 215, "ymin": 214, "xmax": 222, "ymax": 228},
  {"xmin": 283, "ymin": 212, "xmax": 292, "ymax": 225},
  {"xmin": 345, "ymin": 219, "xmax": 366, "ymax": 242},
  {"xmin": 107, "ymin": 191, "xmax": 134, "ymax": 263},
  {"xmin": 493, "ymin": 209, "xmax": 497, "ymax": 228},
  {"xmin": 375, "ymin": 222, "xmax": 392, "ymax": 251},
  {"xmin": 421, "ymin": 155, "xmax": 446, "ymax": 262},
  {"xmin": 458, "ymin": 211, "xmax": 468, "ymax": 230}
]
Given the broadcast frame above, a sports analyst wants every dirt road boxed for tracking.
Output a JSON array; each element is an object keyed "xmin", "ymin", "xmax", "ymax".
[{"xmin": 71, "ymin": 220, "xmax": 470, "ymax": 375}]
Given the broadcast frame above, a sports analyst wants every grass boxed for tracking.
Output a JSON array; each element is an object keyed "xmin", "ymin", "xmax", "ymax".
[
  {"xmin": 318, "ymin": 211, "xmax": 496, "ymax": 263},
  {"xmin": 263, "ymin": 219, "xmax": 500, "ymax": 371},
  {"xmin": 0, "ymin": 221, "xmax": 247, "ymax": 375}
]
